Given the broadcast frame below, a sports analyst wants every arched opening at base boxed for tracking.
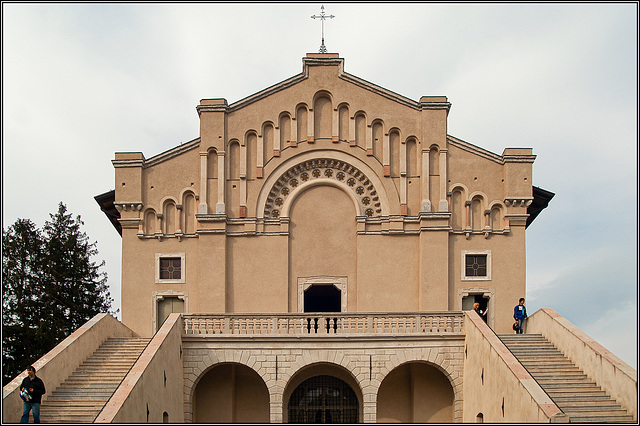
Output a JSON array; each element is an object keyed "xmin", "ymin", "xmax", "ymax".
[
  {"xmin": 193, "ymin": 363, "xmax": 269, "ymax": 423},
  {"xmin": 288, "ymin": 375, "xmax": 359, "ymax": 423},
  {"xmin": 377, "ymin": 362, "xmax": 454, "ymax": 423}
]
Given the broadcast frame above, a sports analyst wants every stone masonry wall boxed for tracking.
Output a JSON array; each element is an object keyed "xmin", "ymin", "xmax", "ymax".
[{"xmin": 182, "ymin": 337, "xmax": 465, "ymax": 422}]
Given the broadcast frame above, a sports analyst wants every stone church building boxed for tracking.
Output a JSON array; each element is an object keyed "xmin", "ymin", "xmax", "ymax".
[{"xmin": 3, "ymin": 53, "xmax": 636, "ymax": 423}]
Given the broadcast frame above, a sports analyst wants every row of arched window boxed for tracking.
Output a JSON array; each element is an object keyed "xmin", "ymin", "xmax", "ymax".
[
  {"xmin": 142, "ymin": 191, "xmax": 197, "ymax": 235},
  {"xmin": 203, "ymin": 92, "xmax": 442, "ymax": 181},
  {"xmin": 139, "ymin": 188, "xmax": 505, "ymax": 235},
  {"xmin": 450, "ymin": 188, "xmax": 507, "ymax": 232}
]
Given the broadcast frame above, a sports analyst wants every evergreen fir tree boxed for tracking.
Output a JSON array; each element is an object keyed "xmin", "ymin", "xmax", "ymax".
[
  {"xmin": 2, "ymin": 219, "xmax": 45, "ymax": 385},
  {"xmin": 2, "ymin": 203, "xmax": 114, "ymax": 385}
]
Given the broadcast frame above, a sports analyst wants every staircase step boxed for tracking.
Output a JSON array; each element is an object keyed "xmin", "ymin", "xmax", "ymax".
[
  {"xmin": 500, "ymin": 334, "xmax": 634, "ymax": 424},
  {"xmin": 547, "ymin": 391, "xmax": 609, "ymax": 399},
  {"xmin": 557, "ymin": 401, "xmax": 620, "ymax": 409},
  {"xmin": 566, "ymin": 414, "xmax": 635, "ymax": 423},
  {"xmin": 40, "ymin": 337, "xmax": 150, "ymax": 423},
  {"xmin": 562, "ymin": 407, "xmax": 627, "ymax": 415}
]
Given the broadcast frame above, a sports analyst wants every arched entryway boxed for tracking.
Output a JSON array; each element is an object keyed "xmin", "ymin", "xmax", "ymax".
[
  {"xmin": 192, "ymin": 363, "xmax": 269, "ymax": 423},
  {"xmin": 377, "ymin": 362, "xmax": 455, "ymax": 423},
  {"xmin": 284, "ymin": 363, "xmax": 362, "ymax": 423},
  {"xmin": 288, "ymin": 375, "xmax": 359, "ymax": 423}
]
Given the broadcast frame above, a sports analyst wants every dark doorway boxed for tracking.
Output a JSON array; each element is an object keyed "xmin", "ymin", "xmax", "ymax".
[
  {"xmin": 462, "ymin": 294, "xmax": 489, "ymax": 323},
  {"xmin": 288, "ymin": 375, "xmax": 359, "ymax": 423},
  {"xmin": 304, "ymin": 284, "xmax": 341, "ymax": 313}
]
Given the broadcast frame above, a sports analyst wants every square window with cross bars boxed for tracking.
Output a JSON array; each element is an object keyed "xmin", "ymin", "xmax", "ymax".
[
  {"xmin": 155, "ymin": 253, "xmax": 186, "ymax": 283},
  {"xmin": 462, "ymin": 250, "xmax": 491, "ymax": 281}
]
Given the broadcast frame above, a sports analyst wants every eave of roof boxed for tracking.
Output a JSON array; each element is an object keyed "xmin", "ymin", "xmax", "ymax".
[{"xmin": 94, "ymin": 189, "xmax": 121, "ymax": 236}]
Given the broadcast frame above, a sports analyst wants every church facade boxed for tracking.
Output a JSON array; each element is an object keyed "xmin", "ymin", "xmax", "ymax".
[
  {"xmin": 110, "ymin": 53, "xmax": 548, "ymax": 422},
  {"xmin": 114, "ymin": 53, "xmax": 537, "ymax": 337},
  {"xmin": 5, "ymin": 53, "xmax": 636, "ymax": 424}
]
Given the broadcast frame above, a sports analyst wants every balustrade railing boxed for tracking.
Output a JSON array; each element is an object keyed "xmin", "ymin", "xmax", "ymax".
[{"xmin": 182, "ymin": 312, "xmax": 464, "ymax": 336}]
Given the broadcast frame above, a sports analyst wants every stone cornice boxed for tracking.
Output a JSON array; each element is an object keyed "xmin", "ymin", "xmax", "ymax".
[
  {"xmin": 114, "ymin": 202, "xmax": 143, "ymax": 212},
  {"xmin": 144, "ymin": 138, "xmax": 200, "ymax": 168},
  {"xmin": 503, "ymin": 153, "xmax": 537, "ymax": 163},
  {"xmin": 338, "ymin": 72, "xmax": 422, "ymax": 110},
  {"xmin": 225, "ymin": 73, "xmax": 308, "ymax": 113},
  {"xmin": 447, "ymin": 135, "xmax": 536, "ymax": 165},
  {"xmin": 504, "ymin": 197, "xmax": 534, "ymax": 207},
  {"xmin": 446, "ymin": 135, "xmax": 504, "ymax": 164},
  {"xmin": 205, "ymin": 54, "xmax": 432, "ymax": 114},
  {"xmin": 112, "ymin": 158, "xmax": 144, "ymax": 168}
]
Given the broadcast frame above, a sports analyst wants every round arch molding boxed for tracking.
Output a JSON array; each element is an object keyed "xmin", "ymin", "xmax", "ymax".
[{"xmin": 256, "ymin": 151, "xmax": 391, "ymax": 219}]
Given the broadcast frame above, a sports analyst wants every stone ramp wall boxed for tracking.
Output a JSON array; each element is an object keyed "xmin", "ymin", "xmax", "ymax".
[
  {"xmin": 2, "ymin": 313, "xmax": 136, "ymax": 423},
  {"xmin": 527, "ymin": 308, "xmax": 637, "ymax": 421},
  {"xmin": 94, "ymin": 313, "xmax": 184, "ymax": 423},
  {"xmin": 463, "ymin": 311, "xmax": 569, "ymax": 423}
]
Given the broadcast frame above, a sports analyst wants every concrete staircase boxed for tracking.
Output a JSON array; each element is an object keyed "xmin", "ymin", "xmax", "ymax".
[
  {"xmin": 39, "ymin": 337, "xmax": 150, "ymax": 423},
  {"xmin": 500, "ymin": 334, "xmax": 635, "ymax": 423}
]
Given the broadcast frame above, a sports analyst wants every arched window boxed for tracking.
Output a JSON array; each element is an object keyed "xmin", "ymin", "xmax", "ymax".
[
  {"xmin": 471, "ymin": 196, "xmax": 483, "ymax": 231},
  {"xmin": 313, "ymin": 95, "xmax": 332, "ymax": 140},
  {"xmin": 228, "ymin": 141, "xmax": 240, "ymax": 179},
  {"xmin": 389, "ymin": 129, "xmax": 400, "ymax": 177},
  {"xmin": 288, "ymin": 375, "xmax": 359, "ymax": 423},
  {"xmin": 245, "ymin": 132, "xmax": 257, "ymax": 180},
  {"xmin": 372, "ymin": 121, "xmax": 383, "ymax": 160},
  {"xmin": 406, "ymin": 138, "xmax": 417, "ymax": 177},
  {"xmin": 429, "ymin": 146, "xmax": 440, "ymax": 175},
  {"xmin": 354, "ymin": 113, "xmax": 366, "ymax": 149},
  {"xmin": 279, "ymin": 113, "xmax": 291, "ymax": 150},
  {"xmin": 183, "ymin": 192, "xmax": 196, "ymax": 234},
  {"xmin": 263, "ymin": 123, "xmax": 274, "ymax": 165},
  {"xmin": 451, "ymin": 189, "xmax": 464, "ymax": 230},
  {"xmin": 296, "ymin": 105, "xmax": 308, "ymax": 142},
  {"xmin": 338, "ymin": 105, "xmax": 349, "ymax": 142},
  {"xmin": 163, "ymin": 201, "xmax": 176, "ymax": 234},
  {"xmin": 490, "ymin": 206, "xmax": 502, "ymax": 231},
  {"xmin": 144, "ymin": 209, "xmax": 156, "ymax": 235}
]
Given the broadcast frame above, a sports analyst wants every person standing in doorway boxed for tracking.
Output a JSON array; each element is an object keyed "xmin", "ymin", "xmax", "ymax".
[
  {"xmin": 20, "ymin": 366, "xmax": 46, "ymax": 423},
  {"xmin": 513, "ymin": 298, "xmax": 527, "ymax": 334},
  {"xmin": 473, "ymin": 302, "xmax": 488, "ymax": 323}
]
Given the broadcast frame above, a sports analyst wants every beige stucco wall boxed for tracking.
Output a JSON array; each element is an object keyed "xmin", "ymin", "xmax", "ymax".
[
  {"xmin": 114, "ymin": 53, "xmax": 534, "ymax": 341},
  {"xmin": 527, "ymin": 308, "xmax": 637, "ymax": 421},
  {"xmin": 95, "ymin": 313, "xmax": 184, "ymax": 423},
  {"xmin": 463, "ymin": 312, "xmax": 568, "ymax": 423},
  {"xmin": 2, "ymin": 313, "xmax": 136, "ymax": 423}
]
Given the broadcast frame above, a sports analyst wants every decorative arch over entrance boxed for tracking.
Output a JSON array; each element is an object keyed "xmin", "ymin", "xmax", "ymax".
[
  {"xmin": 256, "ymin": 151, "xmax": 392, "ymax": 218},
  {"xmin": 284, "ymin": 362, "xmax": 363, "ymax": 423}
]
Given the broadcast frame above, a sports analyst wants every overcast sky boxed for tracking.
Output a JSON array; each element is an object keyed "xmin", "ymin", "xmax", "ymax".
[{"xmin": 2, "ymin": 3, "xmax": 637, "ymax": 367}]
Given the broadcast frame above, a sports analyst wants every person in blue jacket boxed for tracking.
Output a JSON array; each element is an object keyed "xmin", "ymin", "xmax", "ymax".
[{"xmin": 513, "ymin": 298, "xmax": 527, "ymax": 334}]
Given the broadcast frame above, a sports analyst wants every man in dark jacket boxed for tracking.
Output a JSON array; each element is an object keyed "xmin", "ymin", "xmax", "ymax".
[{"xmin": 20, "ymin": 365, "xmax": 46, "ymax": 423}]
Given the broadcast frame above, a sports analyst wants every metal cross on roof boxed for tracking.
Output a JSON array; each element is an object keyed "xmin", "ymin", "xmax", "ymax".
[{"xmin": 311, "ymin": 5, "xmax": 335, "ymax": 53}]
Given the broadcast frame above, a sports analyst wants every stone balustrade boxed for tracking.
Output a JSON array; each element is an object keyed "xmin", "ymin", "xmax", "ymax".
[{"xmin": 182, "ymin": 312, "xmax": 464, "ymax": 336}]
